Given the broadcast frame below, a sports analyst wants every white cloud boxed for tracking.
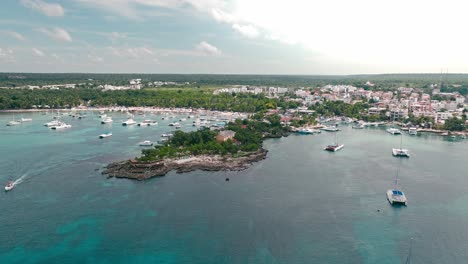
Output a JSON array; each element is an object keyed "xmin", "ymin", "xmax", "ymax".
[
  {"xmin": 109, "ymin": 32, "xmax": 127, "ymax": 41},
  {"xmin": 32, "ymin": 48, "xmax": 45, "ymax": 57},
  {"xmin": 7, "ymin": 31, "xmax": 26, "ymax": 41},
  {"xmin": 20, "ymin": 0, "xmax": 65, "ymax": 17},
  {"xmin": 232, "ymin": 24, "xmax": 259, "ymax": 38},
  {"xmin": 76, "ymin": 0, "xmax": 226, "ymax": 20},
  {"xmin": 211, "ymin": 8, "xmax": 237, "ymax": 23},
  {"xmin": 0, "ymin": 47, "xmax": 15, "ymax": 62},
  {"xmin": 195, "ymin": 41, "xmax": 221, "ymax": 56},
  {"xmin": 88, "ymin": 54, "xmax": 104, "ymax": 63},
  {"xmin": 109, "ymin": 46, "xmax": 155, "ymax": 58},
  {"xmin": 38, "ymin": 27, "xmax": 72, "ymax": 42}
]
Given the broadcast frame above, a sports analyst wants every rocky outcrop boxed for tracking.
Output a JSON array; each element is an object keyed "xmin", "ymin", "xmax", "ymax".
[{"xmin": 102, "ymin": 148, "xmax": 268, "ymax": 180}]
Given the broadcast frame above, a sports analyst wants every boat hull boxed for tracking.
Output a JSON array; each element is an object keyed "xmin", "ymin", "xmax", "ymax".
[{"xmin": 387, "ymin": 189, "xmax": 407, "ymax": 206}]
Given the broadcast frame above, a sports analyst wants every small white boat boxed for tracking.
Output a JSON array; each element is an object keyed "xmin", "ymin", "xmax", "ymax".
[
  {"xmin": 5, "ymin": 181, "xmax": 15, "ymax": 191},
  {"xmin": 51, "ymin": 123, "xmax": 72, "ymax": 130},
  {"xmin": 99, "ymin": 132, "xmax": 112, "ymax": 138},
  {"xmin": 297, "ymin": 128, "xmax": 314, "ymax": 135},
  {"xmin": 139, "ymin": 140, "xmax": 153, "ymax": 146},
  {"xmin": 408, "ymin": 127, "xmax": 417, "ymax": 135},
  {"xmin": 179, "ymin": 118, "xmax": 187, "ymax": 121},
  {"xmin": 392, "ymin": 148, "xmax": 410, "ymax": 157},
  {"xmin": 122, "ymin": 118, "xmax": 137, "ymax": 126},
  {"xmin": 44, "ymin": 120, "xmax": 62, "ymax": 127},
  {"xmin": 175, "ymin": 124, "xmax": 182, "ymax": 129},
  {"xmin": 169, "ymin": 122, "xmax": 180, "ymax": 127},
  {"xmin": 6, "ymin": 120, "xmax": 21, "ymax": 126},
  {"xmin": 387, "ymin": 189, "xmax": 407, "ymax": 205},
  {"xmin": 20, "ymin": 118, "xmax": 32, "ymax": 122},
  {"xmin": 138, "ymin": 120, "xmax": 158, "ymax": 126},
  {"xmin": 161, "ymin": 133, "xmax": 173, "ymax": 137},
  {"xmin": 101, "ymin": 117, "xmax": 113, "ymax": 124},
  {"xmin": 352, "ymin": 124, "xmax": 365, "ymax": 129},
  {"xmin": 386, "ymin": 128, "xmax": 402, "ymax": 135},
  {"xmin": 321, "ymin": 126, "xmax": 340, "ymax": 132}
]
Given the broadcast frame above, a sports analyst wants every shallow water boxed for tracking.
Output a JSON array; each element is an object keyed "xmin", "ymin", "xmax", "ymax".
[{"xmin": 1, "ymin": 112, "xmax": 467, "ymax": 263}]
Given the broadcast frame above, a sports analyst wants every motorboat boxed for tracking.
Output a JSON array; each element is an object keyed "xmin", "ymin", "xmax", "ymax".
[
  {"xmin": 122, "ymin": 118, "xmax": 137, "ymax": 126},
  {"xmin": 324, "ymin": 144, "xmax": 344, "ymax": 152},
  {"xmin": 5, "ymin": 181, "xmax": 14, "ymax": 192},
  {"xmin": 20, "ymin": 118, "xmax": 32, "ymax": 122},
  {"xmin": 161, "ymin": 133, "xmax": 173, "ymax": 137},
  {"xmin": 321, "ymin": 126, "xmax": 340, "ymax": 132},
  {"xmin": 51, "ymin": 123, "xmax": 72, "ymax": 129},
  {"xmin": 101, "ymin": 117, "xmax": 113, "ymax": 124},
  {"xmin": 44, "ymin": 120, "xmax": 62, "ymax": 127},
  {"xmin": 297, "ymin": 128, "xmax": 314, "ymax": 135},
  {"xmin": 392, "ymin": 148, "xmax": 410, "ymax": 157},
  {"xmin": 387, "ymin": 189, "xmax": 407, "ymax": 205},
  {"xmin": 99, "ymin": 132, "xmax": 112, "ymax": 138},
  {"xmin": 139, "ymin": 140, "xmax": 153, "ymax": 146},
  {"xmin": 138, "ymin": 120, "xmax": 158, "ymax": 126},
  {"xmin": 386, "ymin": 128, "xmax": 402, "ymax": 135},
  {"xmin": 408, "ymin": 127, "xmax": 418, "ymax": 135},
  {"xmin": 6, "ymin": 120, "xmax": 21, "ymax": 126},
  {"xmin": 352, "ymin": 124, "xmax": 365, "ymax": 129},
  {"xmin": 179, "ymin": 118, "xmax": 187, "ymax": 122},
  {"xmin": 175, "ymin": 124, "xmax": 182, "ymax": 129},
  {"xmin": 169, "ymin": 122, "xmax": 180, "ymax": 127}
]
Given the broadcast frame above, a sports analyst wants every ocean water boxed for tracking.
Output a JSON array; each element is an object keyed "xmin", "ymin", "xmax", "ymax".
[{"xmin": 1, "ymin": 112, "xmax": 468, "ymax": 263}]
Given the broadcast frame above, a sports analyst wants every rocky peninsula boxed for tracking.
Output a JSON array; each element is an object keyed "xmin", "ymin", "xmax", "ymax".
[{"xmin": 102, "ymin": 148, "xmax": 268, "ymax": 180}]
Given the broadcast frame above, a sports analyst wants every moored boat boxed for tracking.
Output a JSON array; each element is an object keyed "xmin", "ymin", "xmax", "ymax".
[
  {"xmin": 386, "ymin": 128, "xmax": 402, "ymax": 135},
  {"xmin": 122, "ymin": 118, "xmax": 137, "ymax": 126},
  {"xmin": 99, "ymin": 132, "xmax": 112, "ymax": 138},
  {"xmin": 408, "ymin": 127, "xmax": 417, "ymax": 135},
  {"xmin": 138, "ymin": 120, "xmax": 158, "ymax": 126},
  {"xmin": 392, "ymin": 148, "xmax": 410, "ymax": 157},
  {"xmin": 139, "ymin": 140, "xmax": 153, "ymax": 146},
  {"xmin": 387, "ymin": 189, "xmax": 407, "ymax": 205},
  {"xmin": 6, "ymin": 120, "xmax": 21, "ymax": 126},
  {"xmin": 324, "ymin": 144, "xmax": 344, "ymax": 152},
  {"xmin": 101, "ymin": 117, "xmax": 113, "ymax": 124},
  {"xmin": 51, "ymin": 123, "xmax": 72, "ymax": 129}
]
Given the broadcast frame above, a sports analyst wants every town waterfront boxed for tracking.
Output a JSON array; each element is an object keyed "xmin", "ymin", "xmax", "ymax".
[{"xmin": 1, "ymin": 112, "xmax": 468, "ymax": 263}]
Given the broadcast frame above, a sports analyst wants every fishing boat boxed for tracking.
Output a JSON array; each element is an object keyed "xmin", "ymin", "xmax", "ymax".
[
  {"xmin": 324, "ymin": 131, "xmax": 344, "ymax": 152},
  {"xmin": 4, "ymin": 181, "xmax": 15, "ymax": 191},
  {"xmin": 51, "ymin": 123, "xmax": 72, "ymax": 129},
  {"xmin": 138, "ymin": 120, "xmax": 158, "ymax": 126},
  {"xmin": 387, "ymin": 159, "xmax": 408, "ymax": 206},
  {"xmin": 99, "ymin": 132, "xmax": 112, "ymax": 138},
  {"xmin": 122, "ymin": 118, "xmax": 137, "ymax": 126},
  {"xmin": 139, "ymin": 140, "xmax": 153, "ymax": 146}
]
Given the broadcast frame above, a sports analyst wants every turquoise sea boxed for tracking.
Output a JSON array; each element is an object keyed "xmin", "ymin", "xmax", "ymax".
[{"xmin": 1, "ymin": 112, "xmax": 468, "ymax": 263}]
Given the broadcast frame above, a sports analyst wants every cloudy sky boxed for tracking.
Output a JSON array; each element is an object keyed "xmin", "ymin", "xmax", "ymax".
[{"xmin": 0, "ymin": 0, "xmax": 466, "ymax": 74}]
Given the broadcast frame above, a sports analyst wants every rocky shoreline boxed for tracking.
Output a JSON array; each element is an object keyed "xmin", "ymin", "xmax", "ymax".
[{"xmin": 102, "ymin": 148, "xmax": 268, "ymax": 180}]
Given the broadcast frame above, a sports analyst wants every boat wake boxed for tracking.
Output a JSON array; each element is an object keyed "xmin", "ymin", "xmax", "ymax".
[{"xmin": 13, "ymin": 173, "xmax": 27, "ymax": 185}]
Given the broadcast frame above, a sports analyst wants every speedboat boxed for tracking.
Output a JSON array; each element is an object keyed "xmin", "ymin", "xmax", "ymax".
[
  {"xmin": 5, "ymin": 181, "xmax": 15, "ymax": 191},
  {"xmin": 101, "ymin": 117, "xmax": 113, "ymax": 124},
  {"xmin": 324, "ymin": 144, "xmax": 344, "ymax": 152},
  {"xmin": 51, "ymin": 123, "xmax": 72, "ymax": 129},
  {"xmin": 122, "ymin": 118, "xmax": 137, "ymax": 126},
  {"xmin": 44, "ymin": 120, "xmax": 62, "ymax": 127},
  {"xmin": 408, "ymin": 127, "xmax": 417, "ymax": 135},
  {"xmin": 138, "ymin": 120, "xmax": 158, "ymax": 126},
  {"xmin": 387, "ymin": 189, "xmax": 407, "ymax": 205},
  {"xmin": 392, "ymin": 148, "xmax": 410, "ymax": 157},
  {"xmin": 386, "ymin": 128, "xmax": 401, "ymax": 135},
  {"xmin": 99, "ymin": 132, "xmax": 112, "ymax": 138},
  {"xmin": 21, "ymin": 118, "xmax": 32, "ymax": 122},
  {"xmin": 6, "ymin": 120, "xmax": 21, "ymax": 126},
  {"xmin": 139, "ymin": 140, "xmax": 153, "ymax": 146}
]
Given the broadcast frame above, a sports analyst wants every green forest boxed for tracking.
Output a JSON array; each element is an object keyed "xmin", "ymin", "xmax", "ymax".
[{"xmin": 138, "ymin": 115, "xmax": 288, "ymax": 161}]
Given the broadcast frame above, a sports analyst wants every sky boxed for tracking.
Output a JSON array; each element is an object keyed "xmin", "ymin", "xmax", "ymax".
[{"xmin": 0, "ymin": 0, "xmax": 466, "ymax": 74}]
